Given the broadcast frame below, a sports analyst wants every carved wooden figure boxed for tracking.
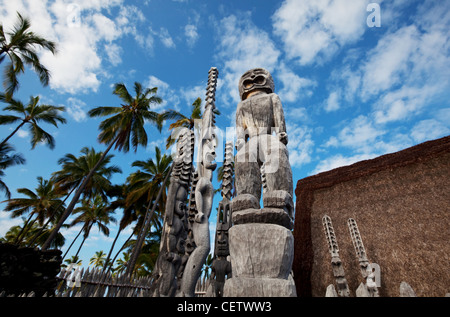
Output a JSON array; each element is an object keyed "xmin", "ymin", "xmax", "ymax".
[
  {"xmin": 151, "ymin": 128, "xmax": 194, "ymax": 297},
  {"xmin": 348, "ymin": 218, "xmax": 379, "ymax": 297},
  {"xmin": 233, "ymin": 68, "xmax": 293, "ymax": 218},
  {"xmin": 322, "ymin": 215, "xmax": 350, "ymax": 297},
  {"xmin": 223, "ymin": 68, "xmax": 296, "ymax": 297},
  {"xmin": 179, "ymin": 67, "xmax": 219, "ymax": 297},
  {"xmin": 210, "ymin": 141, "xmax": 234, "ymax": 297}
]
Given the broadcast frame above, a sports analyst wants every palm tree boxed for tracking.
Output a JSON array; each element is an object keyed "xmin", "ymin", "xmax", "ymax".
[
  {"xmin": 0, "ymin": 142, "xmax": 25, "ymax": 199},
  {"xmin": 89, "ymin": 82, "xmax": 164, "ymax": 152},
  {"xmin": 27, "ymin": 152, "xmax": 119, "ymax": 250},
  {"xmin": 0, "ymin": 224, "xmax": 21, "ymax": 243},
  {"xmin": 160, "ymin": 97, "xmax": 220, "ymax": 149},
  {"xmin": 2, "ymin": 176, "xmax": 65, "ymax": 245},
  {"xmin": 62, "ymin": 256, "xmax": 82, "ymax": 268},
  {"xmin": 90, "ymin": 250, "xmax": 107, "ymax": 268},
  {"xmin": 114, "ymin": 251, "xmax": 131, "ymax": 274},
  {"xmin": 161, "ymin": 97, "xmax": 202, "ymax": 149},
  {"xmin": 0, "ymin": 12, "xmax": 57, "ymax": 99},
  {"xmin": 132, "ymin": 230, "xmax": 162, "ymax": 277},
  {"xmin": 42, "ymin": 82, "xmax": 164, "ymax": 250},
  {"xmin": 64, "ymin": 195, "xmax": 116, "ymax": 260},
  {"xmin": 100, "ymin": 183, "xmax": 136, "ymax": 274},
  {"xmin": 0, "ymin": 94, "xmax": 66, "ymax": 149},
  {"xmin": 33, "ymin": 147, "xmax": 122, "ymax": 247},
  {"xmin": 52, "ymin": 147, "xmax": 122, "ymax": 201},
  {"xmin": 0, "ymin": 220, "xmax": 64, "ymax": 248},
  {"xmin": 125, "ymin": 147, "xmax": 173, "ymax": 277},
  {"xmin": 126, "ymin": 146, "xmax": 172, "ymax": 207}
]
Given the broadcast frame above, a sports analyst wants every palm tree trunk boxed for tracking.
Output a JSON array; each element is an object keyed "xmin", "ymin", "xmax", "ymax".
[
  {"xmin": 74, "ymin": 224, "xmax": 92, "ymax": 259},
  {"xmin": 102, "ymin": 227, "xmax": 122, "ymax": 273},
  {"xmin": 104, "ymin": 229, "xmax": 134, "ymax": 275},
  {"xmin": 0, "ymin": 120, "xmax": 26, "ymax": 148},
  {"xmin": 13, "ymin": 212, "xmax": 35, "ymax": 245},
  {"xmin": 125, "ymin": 164, "xmax": 172, "ymax": 278},
  {"xmin": 63, "ymin": 225, "xmax": 84, "ymax": 260},
  {"xmin": 42, "ymin": 135, "xmax": 120, "ymax": 250}
]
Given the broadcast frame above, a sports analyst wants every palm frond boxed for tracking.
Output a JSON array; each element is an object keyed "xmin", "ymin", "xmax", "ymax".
[
  {"xmin": 29, "ymin": 122, "xmax": 55, "ymax": 149},
  {"xmin": 0, "ymin": 114, "xmax": 21, "ymax": 125},
  {"xmin": 88, "ymin": 106, "xmax": 122, "ymax": 118}
]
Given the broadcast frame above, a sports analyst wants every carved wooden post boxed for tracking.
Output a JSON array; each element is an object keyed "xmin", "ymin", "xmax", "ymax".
[
  {"xmin": 322, "ymin": 215, "xmax": 350, "ymax": 297},
  {"xmin": 223, "ymin": 68, "xmax": 296, "ymax": 297},
  {"xmin": 348, "ymin": 218, "xmax": 379, "ymax": 297},
  {"xmin": 209, "ymin": 141, "xmax": 234, "ymax": 297},
  {"xmin": 150, "ymin": 128, "xmax": 195, "ymax": 297},
  {"xmin": 178, "ymin": 67, "xmax": 219, "ymax": 297}
]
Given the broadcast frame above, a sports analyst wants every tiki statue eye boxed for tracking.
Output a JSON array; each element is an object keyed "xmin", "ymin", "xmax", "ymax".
[
  {"xmin": 243, "ymin": 80, "xmax": 253, "ymax": 88},
  {"xmin": 254, "ymin": 75, "xmax": 265, "ymax": 85}
]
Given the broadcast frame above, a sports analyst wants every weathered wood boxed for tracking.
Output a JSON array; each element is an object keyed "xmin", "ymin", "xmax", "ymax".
[
  {"xmin": 224, "ymin": 68, "xmax": 296, "ymax": 297},
  {"xmin": 179, "ymin": 67, "xmax": 219, "ymax": 297}
]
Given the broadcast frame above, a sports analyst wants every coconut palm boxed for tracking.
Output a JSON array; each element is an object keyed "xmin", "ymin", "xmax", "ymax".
[
  {"xmin": 0, "ymin": 94, "xmax": 66, "ymax": 149},
  {"xmin": 0, "ymin": 142, "xmax": 25, "ymax": 199},
  {"xmin": 88, "ymin": 82, "xmax": 164, "ymax": 152},
  {"xmin": 0, "ymin": 12, "xmax": 57, "ymax": 99},
  {"xmin": 160, "ymin": 97, "xmax": 220, "ymax": 149},
  {"xmin": 125, "ymin": 147, "xmax": 173, "ymax": 277},
  {"xmin": 90, "ymin": 250, "xmax": 107, "ymax": 268},
  {"xmin": 52, "ymin": 147, "xmax": 122, "ymax": 200},
  {"xmin": 42, "ymin": 82, "xmax": 164, "ymax": 250},
  {"xmin": 62, "ymin": 256, "xmax": 82, "ymax": 268},
  {"xmin": 2, "ymin": 176, "xmax": 65, "ymax": 245},
  {"xmin": 33, "ymin": 147, "xmax": 122, "ymax": 247},
  {"xmin": 126, "ymin": 146, "xmax": 172, "ymax": 207},
  {"xmin": 0, "ymin": 220, "xmax": 64, "ymax": 248},
  {"xmin": 132, "ymin": 230, "xmax": 162, "ymax": 277},
  {"xmin": 64, "ymin": 195, "xmax": 116, "ymax": 260},
  {"xmin": 100, "ymin": 183, "xmax": 137, "ymax": 274},
  {"xmin": 114, "ymin": 251, "xmax": 131, "ymax": 274},
  {"xmin": 160, "ymin": 97, "xmax": 202, "ymax": 149}
]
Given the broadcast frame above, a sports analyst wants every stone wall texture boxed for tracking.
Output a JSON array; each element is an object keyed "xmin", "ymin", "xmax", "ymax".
[{"xmin": 293, "ymin": 135, "xmax": 450, "ymax": 297}]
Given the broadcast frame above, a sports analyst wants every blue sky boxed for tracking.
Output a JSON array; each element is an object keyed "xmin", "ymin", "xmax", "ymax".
[{"xmin": 0, "ymin": 0, "xmax": 449, "ymax": 267}]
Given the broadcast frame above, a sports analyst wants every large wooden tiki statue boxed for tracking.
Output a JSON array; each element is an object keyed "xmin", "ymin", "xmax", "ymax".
[{"xmin": 233, "ymin": 68, "xmax": 294, "ymax": 218}]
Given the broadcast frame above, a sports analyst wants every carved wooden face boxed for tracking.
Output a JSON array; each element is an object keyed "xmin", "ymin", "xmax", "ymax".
[{"xmin": 239, "ymin": 68, "xmax": 274, "ymax": 100}]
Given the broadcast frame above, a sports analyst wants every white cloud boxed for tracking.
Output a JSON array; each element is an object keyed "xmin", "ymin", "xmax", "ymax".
[
  {"xmin": 185, "ymin": 24, "xmax": 199, "ymax": 47},
  {"xmin": 321, "ymin": 114, "xmax": 412, "ymax": 158},
  {"xmin": 286, "ymin": 123, "xmax": 314, "ymax": 168},
  {"xmin": 359, "ymin": 12, "xmax": 449, "ymax": 122},
  {"xmin": 215, "ymin": 13, "xmax": 281, "ymax": 106},
  {"xmin": 324, "ymin": 136, "xmax": 339, "ymax": 148},
  {"xmin": 17, "ymin": 129, "xmax": 29, "ymax": 138},
  {"xmin": 66, "ymin": 97, "xmax": 88, "ymax": 122},
  {"xmin": 286, "ymin": 107, "xmax": 309, "ymax": 122},
  {"xmin": 373, "ymin": 84, "xmax": 440, "ymax": 124},
  {"xmin": 312, "ymin": 153, "xmax": 377, "ymax": 174},
  {"xmin": 277, "ymin": 63, "xmax": 316, "ymax": 103},
  {"xmin": 105, "ymin": 43, "xmax": 123, "ymax": 66},
  {"xmin": 0, "ymin": 210, "xmax": 22, "ymax": 238},
  {"xmin": 158, "ymin": 27, "xmax": 176, "ymax": 49},
  {"xmin": 411, "ymin": 119, "xmax": 450, "ymax": 143},
  {"xmin": 324, "ymin": 91, "xmax": 340, "ymax": 112},
  {"xmin": 179, "ymin": 84, "xmax": 205, "ymax": 108},
  {"xmin": 324, "ymin": 1, "xmax": 450, "ymax": 128},
  {"xmin": 146, "ymin": 75, "xmax": 177, "ymax": 112},
  {"xmin": 0, "ymin": 0, "xmax": 149, "ymax": 95},
  {"xmin": 337, "ymin": 115, "xmax": 385, "ymax": 152},
  {"xmin": 272, "ymin": 0, "xmax": 369, "ymax": 65},
  {"xmin": 361, "ymin": 25, "xmax": 419, "ymax": 98}
]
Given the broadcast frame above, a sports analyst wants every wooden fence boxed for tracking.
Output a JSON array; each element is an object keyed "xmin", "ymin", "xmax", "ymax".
[{"xmin": 0, "ymin": 265, "xmax": 211, "ymax": 297}]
